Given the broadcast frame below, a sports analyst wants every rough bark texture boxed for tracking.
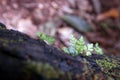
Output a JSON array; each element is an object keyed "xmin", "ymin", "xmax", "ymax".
[{"xmin": 0, "ymin": 25, "xmax": 120, "ymax": 80}]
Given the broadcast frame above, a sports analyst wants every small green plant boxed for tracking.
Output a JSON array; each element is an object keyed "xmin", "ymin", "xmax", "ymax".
[
  {"xmin": 36, "ymin": 32, "xmax": 54, "ymax": 45},
  {"xmin": 95, "ymin": 58, "xmax": 119, "ymax": 75},
  {"xmin": 96, "ymin": 59, "xmax": 118, "ymax": 71},
  {"xmin": 62, "ymin": 35, "xmax": 103, "ymax": 56}
]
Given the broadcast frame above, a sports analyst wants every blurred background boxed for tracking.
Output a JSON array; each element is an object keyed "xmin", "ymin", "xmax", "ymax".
[{"xmin": 0, "ymin": 0, "xmax": 120, "ymax": 57}]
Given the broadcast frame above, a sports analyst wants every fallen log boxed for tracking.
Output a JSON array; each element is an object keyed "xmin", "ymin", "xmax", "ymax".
[{"xmin": 0, "ymin": 23, "xmax": 120, "ymax": 80}]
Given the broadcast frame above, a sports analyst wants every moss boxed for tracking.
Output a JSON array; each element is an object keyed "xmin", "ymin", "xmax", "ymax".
[
  {"xmin": 0, "ymin": 38, "xmax": 23, "ymax": 45},
  {"xmin": 23, "ymin": 60, "xmax": 64, "ymax": 79},
  {"xmin": 0, "ymin": 26, "xmax": 6, "ymax": 30},
  {"xmin": 0, "ymin": 23, "xmax": 6, "ymax": 30},
  {"xmin": 95, "ymin": 57, "xmax": 120, "ymax": 78},
  {"xmin": 96, "ymin": 59, "xmax": 118, "ymax": 70}
]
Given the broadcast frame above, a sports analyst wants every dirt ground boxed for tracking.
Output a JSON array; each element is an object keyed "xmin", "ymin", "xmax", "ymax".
[{"xmin": 0, "ymin": 0, "xmax": 120, "ymax": 57}]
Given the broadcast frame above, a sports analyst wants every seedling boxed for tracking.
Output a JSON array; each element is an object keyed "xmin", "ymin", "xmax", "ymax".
[
  {"xmin": 62, "ymin": 35, "xmax": 103, "ymax": 56},
  {"xmin": 36, "ymin": 32, "xmax": 54, "ymax": 45}
]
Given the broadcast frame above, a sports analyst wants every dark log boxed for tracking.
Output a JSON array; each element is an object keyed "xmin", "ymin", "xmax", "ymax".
[{"xmin": 0, "ymin": 24, "xmax": 120, "ymax": 80}]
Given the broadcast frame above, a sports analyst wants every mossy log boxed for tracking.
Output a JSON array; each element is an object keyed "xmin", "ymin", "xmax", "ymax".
[{"xmin": 0, "ymin": 24, "xmax": 120, "ymax": 80}]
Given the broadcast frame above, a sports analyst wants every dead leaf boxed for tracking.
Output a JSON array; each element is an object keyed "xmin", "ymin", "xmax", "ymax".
[
  {"xmin": 17, "ymin": 17, "xmax": 37, "ymax": 38},
  {"xmin": 60, "ymin": 14, "xmax": 92, "ymax": 32},
  {"xmin": 96, "ymin": 8, "xmax": 119, "ymax": 21},
  {"xmin": 57, "ymin": 27, "xmax": 73, "ymax": 46}
]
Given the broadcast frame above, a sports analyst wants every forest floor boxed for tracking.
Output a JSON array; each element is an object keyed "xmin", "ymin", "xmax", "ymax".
[{"xmin": 0, "ymin": 0, "xmax": 120, "ymax": 57}]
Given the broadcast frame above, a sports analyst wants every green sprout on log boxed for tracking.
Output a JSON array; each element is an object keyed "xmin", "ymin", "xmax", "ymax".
[
  {"xmin": 62, "ymin": 35, "xmax": 103, "ymax": 56},
  {"xmin": 36, "ymin": 32, "xmax": 54, "ymax": 45}
]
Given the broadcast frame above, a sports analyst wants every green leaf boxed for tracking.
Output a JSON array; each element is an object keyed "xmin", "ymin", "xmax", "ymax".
[
  {"xmin": 36, "ymin": 32, "xmax": 54, "ymax": 45},
  {"xmin": 62, "ymin": 35, "xmax": 104, "ymax": 56},
  {"xmin": 86, "ymin": 44, "xmax": 94, "ymax": 52},
  {"xmin": 86, "ymin": 51, "xmax": 92, "ymax": 56},
  {"xmin": 94, "ymin": 43, "xmax": 103, "ymax": 55},
  {"xmin": 62, "ymin": 47, "xmax": 69, "ymax": 53}
]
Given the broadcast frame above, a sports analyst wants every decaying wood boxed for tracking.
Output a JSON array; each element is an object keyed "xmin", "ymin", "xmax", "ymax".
[{"xmin": 0, "ymin": 25, "xmax": 120, "ymax": 80}]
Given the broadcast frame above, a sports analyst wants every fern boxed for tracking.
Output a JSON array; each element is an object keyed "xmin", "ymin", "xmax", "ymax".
[{"xmin": 62, "ymin": 35, "xmax": 103, "ymax": 56}]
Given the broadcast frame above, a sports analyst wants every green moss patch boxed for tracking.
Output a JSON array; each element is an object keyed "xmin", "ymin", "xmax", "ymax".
[{"xmin": 96, "ymin": 57, "xmax": 120, "ymax": 78}]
